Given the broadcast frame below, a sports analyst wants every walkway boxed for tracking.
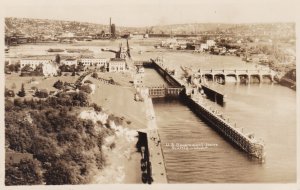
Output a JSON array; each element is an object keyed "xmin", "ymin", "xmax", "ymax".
[{"xmin": 144, "ymin": 96, "xmax": 168, "ymax": 183}]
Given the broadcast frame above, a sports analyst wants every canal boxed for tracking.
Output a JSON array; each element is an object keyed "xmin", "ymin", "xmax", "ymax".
[{"xmin": 145, "ymin": 67, "xmax": 296, "ymax": 183}]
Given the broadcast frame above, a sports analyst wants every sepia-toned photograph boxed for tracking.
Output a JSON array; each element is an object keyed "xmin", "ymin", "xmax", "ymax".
[{"xmin": 1, "ymin": 0, "xmax": 298, "ymax": 188}]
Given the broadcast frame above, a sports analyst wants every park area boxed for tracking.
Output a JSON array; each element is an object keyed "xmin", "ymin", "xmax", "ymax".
[{"xmin": 5, "ymin": 72, "xmax": 79, "ymax": 99}]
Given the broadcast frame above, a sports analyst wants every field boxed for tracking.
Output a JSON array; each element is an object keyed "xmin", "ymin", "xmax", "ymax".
[{"xmin": 5, "ymin": 72, "xmax": 79, "ymax": 98}]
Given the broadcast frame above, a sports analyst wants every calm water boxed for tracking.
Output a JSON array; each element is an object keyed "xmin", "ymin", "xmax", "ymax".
[{"xmin": 147, "ymin": 69, "xmax": 296, "ymax": 183}]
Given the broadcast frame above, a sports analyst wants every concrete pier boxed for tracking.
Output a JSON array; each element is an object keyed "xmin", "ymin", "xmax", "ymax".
[
  {"xmin": 144, "ymin": 96, "xmax": 168, "ymax": 183},
  {"xmin": 201, "ymin": 84, "xmax": 226, "ymax": 105},
  {"xmin": 180, "ymin": 92, "xmax": 265, "ymax": 160}
]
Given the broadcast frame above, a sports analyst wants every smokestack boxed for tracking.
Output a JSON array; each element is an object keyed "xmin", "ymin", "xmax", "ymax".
[{"xmin": 109, "ymin": 17, "xmax": 112, "ymax": 34}]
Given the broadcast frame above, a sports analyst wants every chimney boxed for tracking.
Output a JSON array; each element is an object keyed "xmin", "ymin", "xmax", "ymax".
[{"xmin": 110, "ymin": 17, "xmax": 112, "ymax": 34}]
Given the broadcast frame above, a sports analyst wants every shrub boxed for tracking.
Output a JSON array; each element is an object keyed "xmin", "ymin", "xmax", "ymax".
[
  {"xmin": 17, "ymin": 84, "xmax": 26, "ymax": 97},
  {"xmin": 91, "ymin": 72, "xmax": 98, "ymax": 79},
  {"xmin": 84, "ymin": 80, "xmax": 93, "ymax": 84},
  {"xmin": 79, "ymin": 85, "xmax": 92, "ymax": 94},
  {"xmin": 5, "ymin": 88, "xmax": 15, "ymax": 97},
  {"xmin": 91, "ymin": 103, "xmax": 102, "ymax": 112},
  {"xmin": 5, "ymin": 159, "xmax": 43, "ymax": 185},
  {"xmin": 53, "ymin": 80, "xmax": 64, "ymax": 90},
  {"xmin": 35, "ymin": 89, "xmax": 49, "ymax": 98}
]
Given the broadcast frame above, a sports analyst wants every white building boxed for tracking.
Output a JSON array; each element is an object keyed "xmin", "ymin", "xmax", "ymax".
[
  {"xmin": 206, "ymin": 40, "xmax": 216, "ymax": 47},
  {"xmin": 20, "ymin": 59, "xmax": 58, "ymax": 76},
  {"xmin": 62, "ymin": 58, "xmax": 77, "ymax": 66},
  {"xmin": 109, "ymin": 58, "xmax": 126, "ymax": 72},
  {"xmin": 79, "ymin": 58, "xmax": 108, "ymax": 69},
  {"xmin": 43, "ymin": 62, "xmax": 59, "ymax": 76},
  {"xmin": 200, "ymin": 43, "xmax": 209, "ymax": 51}
]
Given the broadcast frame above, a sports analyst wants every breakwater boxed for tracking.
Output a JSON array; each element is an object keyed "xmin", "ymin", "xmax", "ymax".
[
  {"xmin": 201, "ymin": 84, "xmax": 226, "ymax": 105},
  {"xmin": 180, "ymin": 91, "xmax": 265, "ymax": 160}
]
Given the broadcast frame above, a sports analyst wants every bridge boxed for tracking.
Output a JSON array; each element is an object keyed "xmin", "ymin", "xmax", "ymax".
[{"xmin": 196, "ymin": 69, "xmax": 277, "ymax": 84}]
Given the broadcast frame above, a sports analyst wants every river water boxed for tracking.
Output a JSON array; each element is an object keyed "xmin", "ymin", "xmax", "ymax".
[{"xmin": 145, "ymin": 68, "xmax": 296, "ymax": 183}]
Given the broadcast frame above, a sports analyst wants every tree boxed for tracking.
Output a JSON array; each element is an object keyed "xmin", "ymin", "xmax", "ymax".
[
  {"xmin": 34, "ymin": 63, "xmax": 43, "ymax": 74},
  {"xmin": 35, "ymin": 89, "xmax": 49, "ymax": 98},
  {"xmin": 100, "ymin": 65, "xmax": 106, "ymax": 72},
  {"xmin": 53, "ymin": 80, "xmax": 64, "ymax": 90},
  {"xmin": 55, "ymin": 54, "xmax": 61, "ymax": 64},
  {"xmin": 17, "ymin": 83, "xmax": 26, "ymax": 97},
  {"xmin": 5, "ymin": 159, "xmax": 43, "ymax": 185},
  {"xmin": 8, "ymin": 64, "xmax": 15, "ymax": 72},
  {"xmin": 5, "ymin": 88, "xmax": 15, "ymax": 97},
  {"xmin": 83, "ymin": 80, "xmax": 92, "ymax": 84},
  {"xmin": 79, "ymin": 85, "xmax": 92, "ymax": 94},
  {"xmin": 14, "ymin": 62, "xmax": 21, "ymax": 72},
  {"xmin": 76, "ymin": 62, "xmax": 85, "ymax": 72},
  {"xmin": 91, "ymin": 103, "xmax": 102, "ymax": 112},
  {"xmin": 21, "ymin": 65, "xmax": 33, "ymax": 73},
  {"xmin": 44, "ymin": 160, "xmax": 83, "ymax": 185},
  {"xmin": 91, "ymin": 72, "xmax": 98, "ymax": 78}
]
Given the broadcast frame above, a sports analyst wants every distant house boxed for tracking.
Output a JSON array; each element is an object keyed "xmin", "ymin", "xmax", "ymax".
[{"xmin": 109, "ymin": 58, "xmax": 126, "ymax": 72}]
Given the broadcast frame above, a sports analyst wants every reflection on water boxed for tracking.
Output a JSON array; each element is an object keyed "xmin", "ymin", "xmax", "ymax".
[{"xmin": 153, "ymin": 84, "xmax": 296, "ymax": 183}]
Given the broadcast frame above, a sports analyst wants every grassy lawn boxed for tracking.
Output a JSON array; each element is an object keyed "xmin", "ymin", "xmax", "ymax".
[
  {"xmin": 92, "ymin": 71, "xmax": 134, "ymax": 87},
  {"xmin": 88, "ymin": 76, "xmax": 147, "ymax": 130},
  {"xmin": 5, "ymin": 72, "xmax": 79, "ymax": 98}
]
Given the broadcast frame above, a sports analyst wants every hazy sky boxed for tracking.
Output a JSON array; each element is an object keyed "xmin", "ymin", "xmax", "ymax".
[{"xmin": 1, "ymin": 0, "xmax": 297, "ymax": 27}]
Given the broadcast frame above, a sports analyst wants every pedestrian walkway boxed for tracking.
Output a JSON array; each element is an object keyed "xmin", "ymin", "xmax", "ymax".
[{"xmin": 144, "ymin": 96, "xmax": 168, "ymax": 183}]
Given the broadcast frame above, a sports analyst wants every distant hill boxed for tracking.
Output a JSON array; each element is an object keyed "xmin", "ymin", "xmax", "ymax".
[{"xmin": 5, "ymin": 17, "xmax": 295, "ymax": 39}]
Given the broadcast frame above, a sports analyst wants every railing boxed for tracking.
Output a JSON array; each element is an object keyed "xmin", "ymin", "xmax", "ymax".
[{"xmin": 198, "ymin": 69, "xmax": 276, "ymax": 75}]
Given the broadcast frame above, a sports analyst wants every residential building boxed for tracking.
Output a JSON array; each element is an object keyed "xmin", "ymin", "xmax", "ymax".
[{"xmin": 108, "ymin": 58, "xmax": 126, "ymax": 72}]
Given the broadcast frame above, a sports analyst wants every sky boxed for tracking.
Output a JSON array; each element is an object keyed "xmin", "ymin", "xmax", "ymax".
[{"xmin": 1, "ymin": 0, "xmax": 298, "ymax": 27}]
